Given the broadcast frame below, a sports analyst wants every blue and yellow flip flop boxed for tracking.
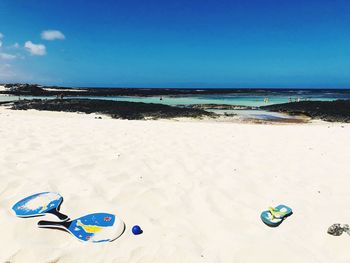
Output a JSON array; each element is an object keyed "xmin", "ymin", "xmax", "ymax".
[{"xmin": 260, "ymin": 204, "xmax": 293, "ymax": 227}]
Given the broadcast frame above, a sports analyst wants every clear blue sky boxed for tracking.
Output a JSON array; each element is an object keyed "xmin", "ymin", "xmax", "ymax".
[{"xmin": 0, "ymin": 0, "xmax": 349, "ymax": 88}]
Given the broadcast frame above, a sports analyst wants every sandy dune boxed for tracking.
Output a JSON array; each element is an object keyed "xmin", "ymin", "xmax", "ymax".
[{"xmin": 0, "ymin": 108, "xmax": 349, "ymax": 263}]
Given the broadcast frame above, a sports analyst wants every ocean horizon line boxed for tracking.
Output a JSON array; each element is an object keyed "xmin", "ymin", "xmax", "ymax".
[{"xmin": 2, "ymin": 83, "xmax": 350, "ymax": 91}]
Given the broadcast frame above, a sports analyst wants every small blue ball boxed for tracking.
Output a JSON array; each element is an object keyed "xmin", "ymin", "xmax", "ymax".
[{"xmin": 132, "ymin": 225, "xmax": 142, "ymax": 235}]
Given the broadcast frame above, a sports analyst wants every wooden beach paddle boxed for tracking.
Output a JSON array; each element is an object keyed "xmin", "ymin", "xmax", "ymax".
[
  {"xmin": 38, "ymin": 213, "xmax": 125, "ymax": 243},
  {"xmin": 12, "ymin": 192, "xmax": 69, "ymax": 221}
]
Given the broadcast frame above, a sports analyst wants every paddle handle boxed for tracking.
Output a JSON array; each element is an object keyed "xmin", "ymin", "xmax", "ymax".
[
  {"xmin": 38, "ymin": 219, "xmax": 71, "ymax": 228},
  {"xmin": 48, "ymin": 209, "xmax": 69, "ymax": 221}
]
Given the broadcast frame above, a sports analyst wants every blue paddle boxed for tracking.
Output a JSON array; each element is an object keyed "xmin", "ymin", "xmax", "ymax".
[
  {"xmin": 38, "ymin": 213, "xmax": 125, "ymax": 243},
  {"xmin": 12, "ymin": 192, "xmax": 69, "ymax": 221}
]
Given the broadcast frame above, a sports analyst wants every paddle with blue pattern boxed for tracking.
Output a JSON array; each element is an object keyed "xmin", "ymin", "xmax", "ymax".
[
  {"xmin": 12, "ymin": 192, "xmax": 69, "ymax": 221},
  {"xmin": 38, "ymin": 213, "xmax": 125, "ymax": 243}
]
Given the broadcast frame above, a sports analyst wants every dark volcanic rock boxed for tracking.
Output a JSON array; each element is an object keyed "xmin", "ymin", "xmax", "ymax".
[
  {"xmin": 2, "ymin": 83, "xmax": 349, "ymax": 98},
  {"xmin": 262, "ymin": 100, "xmax": 350, "ymax": 123},
  {"xmin": 327, "ymin": 224, "xmax": 350, "ymax": 236},
  {"xmin": 5, "ymin": 99, "xmax": 215, "ymax": 120},
  {"xmin": 3, "ymin": 83, "xmax": 45, "ymax": 95}
]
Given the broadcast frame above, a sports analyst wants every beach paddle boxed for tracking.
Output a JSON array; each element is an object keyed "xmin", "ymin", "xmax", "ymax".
[
  {"xmin": 12, "ymin": 192, "xmax": 69, "ymax": 221},
  {"xmin": 38, "ymin": 213, "xmax": 125, "ymax": 243}
]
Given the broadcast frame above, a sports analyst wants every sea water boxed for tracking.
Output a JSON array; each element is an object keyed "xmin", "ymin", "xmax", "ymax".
[
  {"xmin": 72, "ymin": 89, "xmax": 350, "ymax": 107},
  {"xmin": 1, "ymin": 89, "xmax": 349, "ymax": 120}
]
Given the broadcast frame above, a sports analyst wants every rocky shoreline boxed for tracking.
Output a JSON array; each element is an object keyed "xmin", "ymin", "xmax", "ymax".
[
  {"xmin": 1, "ymin": 86, "xmax": 350, "ymax": 122},
  {"xmin": 2, "ymin": 83, "xmax": 350, "ymax": 97},
  {"xmin": 0, "ymin": 84, "xmax": 266, "ymax": 97},
  {"xmin": 262, "ymin": 100, "xmax": 350, "ymax": 123},
  {"xmin": 0, "ymin": 99, "xmax": 215, "ymax": 120}
]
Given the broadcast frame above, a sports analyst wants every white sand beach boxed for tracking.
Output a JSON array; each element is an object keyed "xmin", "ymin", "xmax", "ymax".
[
  {"xmin": 0, "ymin": 85, "xmax": 7, "ymax": 92},
  {"xmin": 1, "ymin": 108, "xmax": 350, "ymax": 263}
]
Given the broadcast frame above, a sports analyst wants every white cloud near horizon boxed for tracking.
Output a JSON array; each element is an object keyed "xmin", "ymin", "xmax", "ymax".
[
  {"xmin": 0, "ymin": 63, "xmax": 33, "ymax": 82},
  {"xmin": 41, "ymin": 30, "xmax": 65, "ymax": 41},
  {"xmin": 24, "ymin": 41, "xmax": 46, "ymax": 56},
  {"xmin": 0, "ymin": 63, "xmax": 16, "ymax": 79},
  {"xmin": 12, "ymin": 43, "xmax": 20, "ymax": 49},
  {"xmin": 0, "ymin": 53, "xmax": 17, "ymax": 60},
  {"xmin": 0, "ymin": 33, "xmax": 4, "ymax": 48}
]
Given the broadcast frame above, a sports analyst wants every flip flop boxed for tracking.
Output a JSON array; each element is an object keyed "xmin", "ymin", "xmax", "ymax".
[
  {"xmin": 261, "ymin": 204, "xmax": 293, "ymax": 227},
  {"xmin": 38, "ymin": 213, "xmax": 125, "ymax": 242},
  {"xmin": 268, "ymin": 205, "xmax": 293, "ymax": 219},
  {"xmin": 12, "ymin": 192, "xmax": 69, "ymax": 221}
]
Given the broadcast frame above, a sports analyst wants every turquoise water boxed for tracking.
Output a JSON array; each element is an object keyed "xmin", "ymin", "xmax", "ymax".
[
  {"xmin": 1, "ymin": 90, "xmax": 348, "ymax": 121},
  {"xmin": 72, "ymin": 93, "xmax": 337, "ymax": 107},
  {"xmin": 0, "ymin": 95, "xmax": 17, "ymax": 102},
  {"xmin": 1, "ymin": 90, "xmax": 349, "ymax": 107},
  {"xmin": 0, "ymin": 95, "xmax": 50, "ymax": 102}
]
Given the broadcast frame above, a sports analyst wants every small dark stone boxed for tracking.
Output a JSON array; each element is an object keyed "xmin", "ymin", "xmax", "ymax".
[
  {"xmin": 327, "ymin": 224, "xmax": 350, "ymax": 236},
  {"xmin": 328, "ymin": 224, "xmax": 343, "ymax": 236}
]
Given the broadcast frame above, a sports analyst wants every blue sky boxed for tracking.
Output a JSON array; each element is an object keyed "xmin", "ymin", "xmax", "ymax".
[{"xmin": 0, "ymin": 0, "xmax": 349, "ymax": 88}]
